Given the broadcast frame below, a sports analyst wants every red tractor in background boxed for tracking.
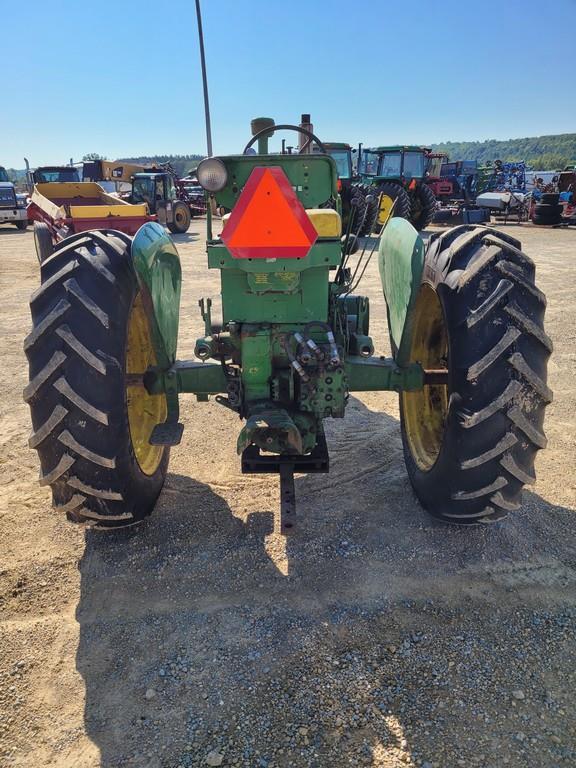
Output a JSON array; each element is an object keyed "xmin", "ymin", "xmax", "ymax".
[{"xmin": 425, "ymin": 153, "xmax": 453, "ymax": 200}]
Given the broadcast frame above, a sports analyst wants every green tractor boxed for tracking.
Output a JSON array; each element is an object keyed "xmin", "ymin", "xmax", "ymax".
[
  {"xmin": 24, "ymin": 117, "xmax": 551, "ymax": 531},
  {"xmin": 357, "ymin": 145, "xmax": 438, "ymax": 232},
  {"xmin": 321, "ymin": 142, "xmax": 368, "ymax": 237}
]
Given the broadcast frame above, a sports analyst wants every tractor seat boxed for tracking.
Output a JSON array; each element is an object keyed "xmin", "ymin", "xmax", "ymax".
[{"xmin": 220, "ymin": 207, "xmax": 341, "ymax": 238}]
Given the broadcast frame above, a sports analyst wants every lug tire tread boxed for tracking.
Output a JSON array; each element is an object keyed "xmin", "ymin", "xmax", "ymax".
[
  {"xmin": 412, "ymin": 183, "xmax": 437, "ymax": 231},
  {"xmin": 24, "ymin": 229, "xmax": 168, "ymax": 529},
  {"xmin": 401, "ymin": 225, "xmax": 551, "ymax": 524}
]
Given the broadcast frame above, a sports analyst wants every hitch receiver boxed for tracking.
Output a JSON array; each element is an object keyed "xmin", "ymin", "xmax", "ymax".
[{"xmin": 241, "ymin": 432, "xmax": 329, "ymax": 533}]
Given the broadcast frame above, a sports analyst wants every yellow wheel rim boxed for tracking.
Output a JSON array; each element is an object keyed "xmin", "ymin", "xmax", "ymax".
[
  {"xmin": 125, "ymin": 293, "xmax": 167, "ymax": 475},
  {"xmin": 378, "ymin": 194, "xmax": 395, "ymax": 225},
  {"xmin": 401, "ymin": 284, "xmax": 448, "ymax": 471}
]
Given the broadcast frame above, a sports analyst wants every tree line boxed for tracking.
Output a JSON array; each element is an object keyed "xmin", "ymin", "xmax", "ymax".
[
  {"xmin": 431, "ymin": 133, "xmax": 576, "ymax": 170},
  {"xmin": 118, "ymin": 155, "xmax": 204, "ymax": 177},
  {"xmin": 6, "ymin": 134, "xmax": 575, "ymax": 181}
]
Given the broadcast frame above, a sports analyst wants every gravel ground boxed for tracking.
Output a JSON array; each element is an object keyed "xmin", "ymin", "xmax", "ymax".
[{"xmin": 0, "ymin": 221, "xmax": 575, "ymax": 768}]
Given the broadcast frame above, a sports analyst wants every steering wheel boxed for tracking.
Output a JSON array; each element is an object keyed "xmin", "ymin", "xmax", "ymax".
[{"xmin": 243, "ymin": 124, "xmax": 327, "ymax": 155}]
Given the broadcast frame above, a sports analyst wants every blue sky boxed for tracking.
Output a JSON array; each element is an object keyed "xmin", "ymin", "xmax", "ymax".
[{"xmin": 2, "ymin": 0, "xmax": 575, "ymax": 167}]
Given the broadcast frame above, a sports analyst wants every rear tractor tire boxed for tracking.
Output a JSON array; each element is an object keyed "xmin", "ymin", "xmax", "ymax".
[
  {"xmin": 168, "ymin": 201, "xmax": 191, "ymax": 234},
  {"xmin": 33, "ymin": 222, "xmax": 54, "ymax": 264},
  {"xmin": 400, "ymin": 225, "xmax": 552, "ymax": 524},
  {"xmin": 371, "ymin": 182, "xmax": 412, "ymax": 234},
  {"xmin": 354, "ymin": 184, "xmax": 377, "ymax": 236},
  {"xmin": 24, "ymin": 229, "xmax": 169, "ymax": 529},
  {"xmin": 341, "ymin": 185, "xmax": 367, "ymax": 237},
  {"xmin": 16, "ymin": 220, "xmax": 28, "ymax": 231},
  {"xmin": 411, "ymin": 183, "xmax": 437, "ymax": 231}
]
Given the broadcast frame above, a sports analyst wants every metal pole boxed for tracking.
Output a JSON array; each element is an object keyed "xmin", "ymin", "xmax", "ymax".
[{"xmin": 195, "ymin": 0, "xmax": 213, "ymax": 157}]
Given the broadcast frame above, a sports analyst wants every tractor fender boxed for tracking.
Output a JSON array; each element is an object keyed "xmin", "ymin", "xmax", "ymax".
[
  {"xmin": 131, "ymin": 222, "xmax": 182, "ymax": 367},
  {"xmin": 378, "ymin": 217, "xmax": 425, "ymax": 367}
]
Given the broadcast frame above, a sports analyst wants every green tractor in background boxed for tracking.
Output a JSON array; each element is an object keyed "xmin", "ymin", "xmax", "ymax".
[
  {"xmin": 322, "ymin": 142, "xmax": 370, "ymax": 237},
  {"xmin": 24, "ymin": 117, "xmax": 551, "ymax": 532},
  {"xmin": 357, "ymin": 145, "xmax": 438, "ymax": 232}
]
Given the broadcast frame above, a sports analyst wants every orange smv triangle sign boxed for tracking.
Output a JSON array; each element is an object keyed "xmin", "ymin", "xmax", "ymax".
[{"xmin": 221, "ymin": 166, "xmax": 318, "ymax": 259}]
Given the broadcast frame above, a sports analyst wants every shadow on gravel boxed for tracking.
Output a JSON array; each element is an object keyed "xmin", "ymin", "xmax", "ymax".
[
  {"xmin": 74, "ymin": 400, "xmax": 575, "ymax": 767},
  {"xmin": 170, "ymin": 230, "xmax": 202, "ymax": 244},
  {"xmin": 0, "ymin": 226, "xmax": 29, "ymax": 235}
]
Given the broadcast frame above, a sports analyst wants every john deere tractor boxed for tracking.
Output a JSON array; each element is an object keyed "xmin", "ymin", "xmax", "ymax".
[
  {"xmin": 24, "ymin": 117, "xmax": 551, "ymax": 531},
  {"xmin": 321, "ymin": 142, "xmax": 368, "ymax": 237},
  {"xmin": 358, "ymin": 145, "xmax": 438, "ymax": 232}
]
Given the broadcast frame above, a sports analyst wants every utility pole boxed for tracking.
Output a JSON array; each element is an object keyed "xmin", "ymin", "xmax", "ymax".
[{"xmin": 195, "ymin": 0, "xmax": 213, "ymax": 157}]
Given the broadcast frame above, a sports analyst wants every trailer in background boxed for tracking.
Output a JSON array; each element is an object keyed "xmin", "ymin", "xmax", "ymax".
[{"xmin": 28, "ymin": 181, "xmax": 154, "ymax": 262}]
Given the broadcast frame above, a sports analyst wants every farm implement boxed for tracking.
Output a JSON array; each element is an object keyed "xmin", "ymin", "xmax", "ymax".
[
  {"xmin": 24, "ymin": 117, "xmax": 552, "ymax": 532},
  {"xmin": 28, "ymin": 181, "xmax": 154, "ymax": 264},
  {"xmin": 83, "ymin": 159, "xmax": 206, "ymax": 228}
]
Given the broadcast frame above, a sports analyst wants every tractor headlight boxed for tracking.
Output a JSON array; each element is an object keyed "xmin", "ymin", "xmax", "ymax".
[{"xmin": 197, "ymin": 158, "xmax": 228, "ymax": 192}]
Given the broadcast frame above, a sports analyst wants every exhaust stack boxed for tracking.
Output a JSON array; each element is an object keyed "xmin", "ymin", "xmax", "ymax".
[{"xmin": 298, "ymin": 113, "xmax": 313, "ymax": 154}]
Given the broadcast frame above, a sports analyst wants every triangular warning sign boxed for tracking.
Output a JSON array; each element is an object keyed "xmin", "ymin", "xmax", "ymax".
[{"xmin": 221, "ymin": 166, "xmax": 318, "ymax": 259}]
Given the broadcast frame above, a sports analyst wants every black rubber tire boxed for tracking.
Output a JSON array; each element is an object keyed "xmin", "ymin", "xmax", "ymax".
[
  {"xmin": 349, "ymin": 186, "xmax": 368, "ymax": 236},
  {"xmin": 33, "ymin": 222, "xmax": 54, "ymax": 264},
  {"xmin": 532, "ymin": 215, "xmax": 561, "ymax": 226},
  {"xmin": 16, "ymin": 220, "xmax": 28, "ymax": 231},
  {"xmin": 534, "ymin": 203, "xmax": 563, "ymax": 217},
  {"xmin": 370, "ymin": 182, "xmax": 412, "ymax": 234},
  {"xmin": 432, "ymin": 208, "xmax": 459, "ymax": 224},
  {"xmin": 532, "ymin": 203, "xmax": 562, "ymax": 225},
  {"xmin": 411, "ymin": 183, "xmax": 437, "ymax": 231},
  {"xmin": 400, "ymin": 225, "xmax": 552, "ymax": 524},
  {"xmin": 360, "ymin": 184, "xmax": 379, "ymax": 235},
  {"xmin": 24, "ymin": 229, "xmax": 169, "ymax": 529},
  {"xmin": 167, "ymin": 201, "xmax": 191, "ymax": 234},
  {"xmin": 321, "ymin": 186, "xmax": 368, "ymax": 239},
  {"xmin": 535, "ymin": 203, "xmax": 563, "ymax": 216},
  {"xmin": 540, "ymin": 192, "xmax": 559, "ymax": 205},
  {"xmin": 350, "ymin": 184, "xmax": 377, "ymax": 236}
]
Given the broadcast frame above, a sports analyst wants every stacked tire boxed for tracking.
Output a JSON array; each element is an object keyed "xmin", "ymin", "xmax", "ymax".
[{"xmin": 532, "ymin": 192, "xmax": 563, "ymax": 226}]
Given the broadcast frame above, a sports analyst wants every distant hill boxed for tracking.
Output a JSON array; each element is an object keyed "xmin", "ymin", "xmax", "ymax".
[
  {"xmin": 110, "ymin": 138, "xmax": 576, "ymax": 173},
  {"xmin": 431, "ymin": 133, "xmax": 576, "ymax": 170}
]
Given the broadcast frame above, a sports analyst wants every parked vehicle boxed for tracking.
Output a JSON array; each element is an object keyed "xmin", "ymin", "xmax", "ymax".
[
  {"xmin": 24, "ymin": 159, "xmax": 81, "ymax": 194},
  {"xmin": 322, "ymin": 142, "xmax": 367, "ymax": 236},
  {"xmin": 84, "ymin": 159, "xmax": 201, "ymax": 231},
  {"xmin": 130, "ymin": 172, "xmax": 192, "ymax": 234},
  {"xmin": 0, "ymin": 167, "xmax": 28, "ymax": 230},
  {"xmin": 428, "ymin": 159, "xmax": 478, "ymax": 204},
  {"xmin": 356, "ymin": 146, "xmax": 437, "ymax": 231},
  {"xmin": 23, "ymin": 116, "xmax": 552, "ymax": 531},
  {"xmin": 178, "ymin": 178, "xmax": 208, "ymax": 215}
]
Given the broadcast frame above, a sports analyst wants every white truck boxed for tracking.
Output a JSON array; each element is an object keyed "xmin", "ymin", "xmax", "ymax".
[{"xmin": 0, "ymin": 166, "xmax": 28, "ymax": 229}]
